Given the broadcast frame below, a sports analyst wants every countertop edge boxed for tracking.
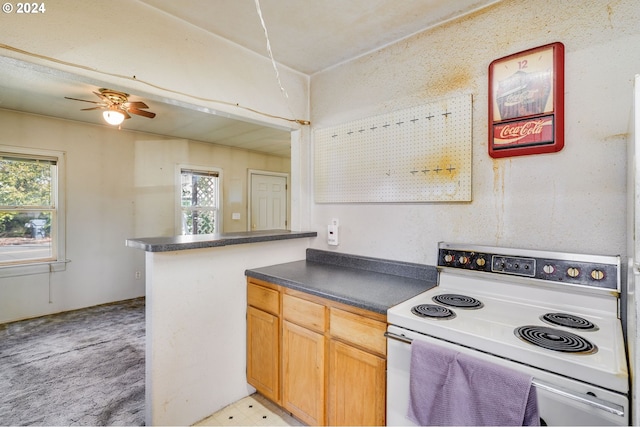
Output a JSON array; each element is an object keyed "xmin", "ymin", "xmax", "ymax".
[
  {"xmin": 246, "ymin": 270, "xmax": 391, "ymax": 314},
  {"xmin": 125, "ymin": 230, "xmax": 317, "ymax": 252}
]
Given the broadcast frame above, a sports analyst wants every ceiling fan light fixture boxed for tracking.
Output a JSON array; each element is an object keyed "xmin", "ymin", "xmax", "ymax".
[
  {"xmin": 103, "ymin": 108, "xmax": 125, "ymax": 126},
  {"xmin": 66, "ymin": 88, "xmax": 155, "ymax": 124}
]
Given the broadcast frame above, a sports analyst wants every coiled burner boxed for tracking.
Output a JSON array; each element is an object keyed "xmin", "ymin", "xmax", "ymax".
[
  {"xmin": 515, "ymin": 325, "xmax": 597, "ymax": 354},
  {"xmin": 540, "ymin": 313, "xmax": 598, "ymax": 331},
  {"xmin": 432, "ymin": 293, "xmax": 483, "ymax": 309},
  {"xmin": 411, "ymin": 304, "xmax": 456, "ymax": 319}
]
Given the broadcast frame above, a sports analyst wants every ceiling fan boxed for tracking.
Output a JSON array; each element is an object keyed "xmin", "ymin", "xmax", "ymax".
[{"xmin": 65, "ymin": 88, "xmax": 156, "ymax": 126}]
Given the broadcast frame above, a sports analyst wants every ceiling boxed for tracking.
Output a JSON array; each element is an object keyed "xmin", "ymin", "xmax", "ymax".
[
  {"xmin": 0, "ymin": 56, "xmax": 295, "ymax": 158},
  {"xmin": 139, "ymin": 0, "xmax": 500, "ymax": 75},
  {"xmin": 0, "ymin": 0, "xmax": 499, "ymax": 158}
]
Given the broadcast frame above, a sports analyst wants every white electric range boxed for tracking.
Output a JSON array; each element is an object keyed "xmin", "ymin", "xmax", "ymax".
[{"xmin": 386, "ymin": 242, "xmax": 629, "ymax": 426}]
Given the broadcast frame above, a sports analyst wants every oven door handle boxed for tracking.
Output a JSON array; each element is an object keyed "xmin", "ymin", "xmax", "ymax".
[
  {"xmin": 384, "ymin": 332, "xmax": 625, "ymax": 417},
  {"xmin": 385, "ymin": 331, "xmax": 413, "ymax": 344},
  {"xmin": 531, "ymin": 379, "xmax": 625, "ymax": 417}
]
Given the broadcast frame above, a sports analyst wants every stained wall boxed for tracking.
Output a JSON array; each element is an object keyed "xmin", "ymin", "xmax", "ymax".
[{"xmin": 309, "ymin": 0, "xmax": 640, "ymax": 263}]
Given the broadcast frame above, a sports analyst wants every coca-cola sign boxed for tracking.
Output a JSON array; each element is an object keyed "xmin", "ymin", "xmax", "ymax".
[
  {"xmin": 493, "ymin": 116, "xmax": 554, "ymax": 147},
  {"xmin": 488, "ymin": 42, "xmax": 564, "ymax": 158}
]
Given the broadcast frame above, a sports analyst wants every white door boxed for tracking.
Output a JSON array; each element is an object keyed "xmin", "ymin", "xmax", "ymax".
[{"xmin": 250, "ymin": 173, "xmax": 287, "ymax": 230}]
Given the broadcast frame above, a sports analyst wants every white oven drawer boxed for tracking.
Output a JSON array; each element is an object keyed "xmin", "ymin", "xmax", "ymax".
[{"xmin": 386, "ymin": 325, "xmax": 628, "ymax": 426}]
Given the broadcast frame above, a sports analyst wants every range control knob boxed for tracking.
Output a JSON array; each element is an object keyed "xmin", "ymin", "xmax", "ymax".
[
  {"xmin": 591, "ymin": 270, "xmax": 605, "ymax": 280},
  {"xmin": 458, "ymin": 255, "xmax": 469, "ymax": 265},
  {"xmin": 543, "ymin": 264, "xmax": 555, "ymax": 274},
  {"xmin": 444, "ymin": 254, "xmax": 454, "ymax": 263},
  {"xmin": 476, "ymin": 258, "xmax": 486, "ymax": 267},
  {"xmin": 567, "ymin": 267, "xmax": 580, "ymax": 278}
]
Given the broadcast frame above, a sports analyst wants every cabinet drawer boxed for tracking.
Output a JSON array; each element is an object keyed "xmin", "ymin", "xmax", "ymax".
[
  {"xmin": 330, "ymin": 308, "xmax": 387, "ymax": 356},
  {"xmin": 283, "ymin": 294, "xmax": 325, "ymax": 333},
  {"xmin": 248, "ymin": 283, "xmax": 280, "ymax": 315}
]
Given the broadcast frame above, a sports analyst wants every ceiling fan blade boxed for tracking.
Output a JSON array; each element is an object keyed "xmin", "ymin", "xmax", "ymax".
[
  {"xmin": 125, "ymin": 101, "xmax": 149, "ymax": 109},
  {"xmin": 64, "ymin": 96, "xmax": 104, "ymax": 105},
  {"xmin": 128, "ymin": 107, "xmax": 156, "ymax": 119},
  {"xmin": 122, "ymin": 110, "xmax": 132, "ymax": 119},
  {"xmin": 81, "ymin": 106, "xmax": 106, "ymax": 111}
]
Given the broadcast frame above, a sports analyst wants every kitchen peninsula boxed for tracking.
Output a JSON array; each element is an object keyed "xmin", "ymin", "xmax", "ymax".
[{"xmin": 126, "ymin": 230, "xmax": 317, "ymax": 426}]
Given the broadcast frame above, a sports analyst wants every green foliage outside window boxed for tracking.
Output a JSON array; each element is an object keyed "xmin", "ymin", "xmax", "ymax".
[{"xmin": 0, "ymin": 157, "xmax": 53, "ymax": 238}]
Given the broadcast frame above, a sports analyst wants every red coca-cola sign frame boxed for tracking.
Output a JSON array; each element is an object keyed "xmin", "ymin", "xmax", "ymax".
[{"xmin": 488, "ymin": 42, "xmax": 564, "ymax": 158}]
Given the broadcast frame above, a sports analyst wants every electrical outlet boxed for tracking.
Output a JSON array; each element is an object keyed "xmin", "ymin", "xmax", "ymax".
[{"xmin": 135, "ymin": 271, "xmax": 141, "ymax": 279}]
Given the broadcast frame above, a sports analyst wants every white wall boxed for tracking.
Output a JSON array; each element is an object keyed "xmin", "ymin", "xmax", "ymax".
[
  {"xmin": 145, "ymin": 238, "xmax": 312, "ymax": 426},
  {"xmin": 0, "ymin": 111, "xmax": 144, "ymax": 321},
  {"xmin": 0, "ymin": 111, "xmax": 291, "ymax": 323},
  {"xmin": 132, "ymin": 138, "xmax": 290, "ymax": 237},
  {"xmin": 0, "ymin": 1, "xmax": 308, "ymax": 323},
  {"xmin": 4, "ymin": 0, "xmax": 633, "ymax": 319},
  {"xmin": 308, "ymin": 0, "xmax": 640, "ymax": 265},
  {"xmin": 0, "ymin": 1, "xmax": 309, "ymax": 126}
]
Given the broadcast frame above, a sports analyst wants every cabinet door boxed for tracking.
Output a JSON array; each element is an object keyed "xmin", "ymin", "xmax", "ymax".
[
  {"xmin": 328, "ymin": 340, "xmax": 386, "ymax": 426},
  {"xmin": 282, "ymin": 320, "xmax": 325, "ymax": 425},
  {"xmin": 247, "ymin": 306, "xmax": 279, "ymax": 403}
]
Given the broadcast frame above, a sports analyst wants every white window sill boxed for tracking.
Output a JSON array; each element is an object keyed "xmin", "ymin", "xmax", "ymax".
[{"xmin": 0, "ymin": 260, "xmax": 69, "ymax": 278}]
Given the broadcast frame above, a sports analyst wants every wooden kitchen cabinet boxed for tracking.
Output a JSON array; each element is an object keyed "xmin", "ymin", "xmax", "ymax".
[
  {"xmin": 246, "ymin": 278, "xmax": 387, "ymax": 426},
  {"xmin": 282, "ymin": 293, "xmax": 326, "ymax": 425},
  {"xmin": 282, "ymin": 320, "xmax": 326, "ymax": 425},
  {"xmin": 246, "ymin": 280, "xmax": 280, "ymax": 404},
  {"xmin": 328, "ymin": 308, "xmax": 387, "ymax": 426},
  {"xmin": 328, "ymin": 340, "xmax": 386, "ymax": 425}
]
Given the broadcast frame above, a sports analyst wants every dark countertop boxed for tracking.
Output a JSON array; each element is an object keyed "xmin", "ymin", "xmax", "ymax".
[
  {"xmin": 245, "ymin": 249, "xmax": 437, "ymax": 314},
  {"xmin": 125, "ymin": 230, "xmax": 317, "ymax": 252}
]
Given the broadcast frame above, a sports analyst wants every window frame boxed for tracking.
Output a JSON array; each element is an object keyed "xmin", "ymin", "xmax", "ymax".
[
  {"xmin": 0, "ymin": 145, "xmax": 66, "ymax": 277},
  {"xmin": 175, "ymin": 164, "xmax": 223, "ymax": 235}
]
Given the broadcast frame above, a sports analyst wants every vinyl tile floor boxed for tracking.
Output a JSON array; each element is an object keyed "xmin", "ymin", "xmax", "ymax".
[{"xmin": 194, "ymin": 393, "xmax": 305, "ymax": 426}]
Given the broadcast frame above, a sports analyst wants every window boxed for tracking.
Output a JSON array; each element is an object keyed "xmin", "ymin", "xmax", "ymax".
[
  {"xmin": 179, "ymin": 167, "xmax": 221, "ymax": 235},
  {"xmin": 0, "ymin": 146, "xmax": 66, "ymax": 271}
]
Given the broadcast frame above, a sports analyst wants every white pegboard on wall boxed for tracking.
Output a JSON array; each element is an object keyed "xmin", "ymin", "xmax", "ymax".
[{"xmin": 314, "ymin": 94, "xmax": 472, "ymax": 203}]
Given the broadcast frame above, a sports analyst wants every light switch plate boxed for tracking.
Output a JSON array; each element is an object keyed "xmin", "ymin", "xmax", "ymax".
[{"xmin": 328, "ymin": 224, "xmax": 339, "ymax": 245}]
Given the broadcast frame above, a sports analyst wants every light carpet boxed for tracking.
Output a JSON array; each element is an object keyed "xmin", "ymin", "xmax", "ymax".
[{"xmin": 0, "ymin": 298, "xmax": 145, "ymax": 426}]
